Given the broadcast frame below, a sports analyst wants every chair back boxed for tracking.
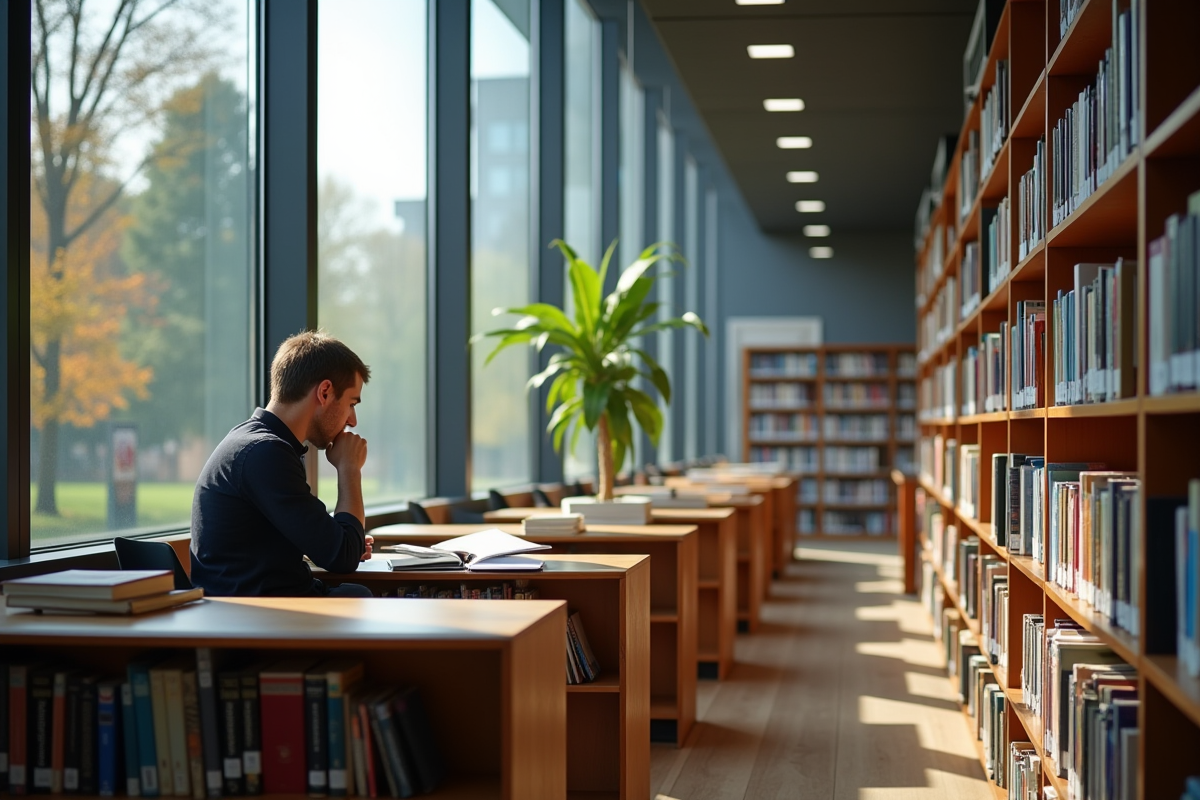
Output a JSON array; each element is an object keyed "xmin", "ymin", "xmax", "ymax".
[
  {"xmin": 570, "ymin": 480, "xmax": 586, "ymax": 497},
  {"xmin": 486, "ymin": 489, "xmax": 509, "ymax": 511},
  {"xmin": 112, "ymin": 537, "xmax": 193, "ymax": 591},
  {"xmin": 408, "ymin": 501, "xmax": 433, "ymax": 525},
  {"xmin": 531, "ymin": 488, "xmax": 552, "ymax": 508}
]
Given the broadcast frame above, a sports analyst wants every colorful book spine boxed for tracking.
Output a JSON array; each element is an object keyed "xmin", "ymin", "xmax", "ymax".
[
  {"xmin": 96, "ymin": 682, "xmax": 120, "ymax": 798},
  {"xmin": 325, "ymin": 663, "xmax": 364, "ymax": 798},
  {"xmin": 304, "ymin": 668, "xmax": 328, "ymax": 797},
  {"xmin": 215, "ymin": 672, "xmax": 243, "ymax": 796},
  {"xmin": 119, "ymin": 682, "xmax": 141, "ymax": 798},
  {"xmin": 181, "ymin": 672, "xmax": 205, "ymax": 800},
  {"xmin": 238, "ymin": 669, "xmax": 262, "ymax": 796},
  {"xmin": 127, "ymin": 664, "xmax": 160, "ymax": 798},
  {"xmin": 193, "ymin": 649, "xmax": 224, "ymax": 799},
  {"xmin": 29, "ymin": 667, "xmax": 55, "ymax": 794},
  {"xmin": 259, "ymin": 662, "xmax": 310, "ymax": 795},
  {"xmin": 77, "ymin": 676, "xmax": 98, "ymax": 795}
]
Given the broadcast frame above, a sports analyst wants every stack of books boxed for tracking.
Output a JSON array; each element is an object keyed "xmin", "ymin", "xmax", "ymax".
[
  {"xmin": 521, "ymin": 514, "xmax": 585, "ymax": 535},
  {"xmin": 560, "ymin": 496, "xmax": 651, "ymax": 525},
  {"xmin": 1, "ymin": 570, "xmax": 202, "ymax": 615}
]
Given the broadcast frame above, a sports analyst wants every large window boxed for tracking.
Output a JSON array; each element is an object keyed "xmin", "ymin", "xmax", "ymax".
[
  {"xmin": 618, "ymin": 60, "xmax": 646, "ymax": 277},
  {"xmin": 656, "ymin": 115, "xmax": 676, "ymax": 464},
  {"xmin": 317, "ymin": 0, "xmax": 428, "ymax": 507},
  {"xmin": 683, "ymin": 154, "xmax": 700, "ymax": 461},
  {"xmin": 562, "ymin": 0, "xmax": 600, "ymax": 482},
  {"xmin": 471, "ymin": 0, "xmax": 533, "ymax": 490},
  {"xmin": 29, "ymin": 0, "xmax": 255, "ymax": 546}
]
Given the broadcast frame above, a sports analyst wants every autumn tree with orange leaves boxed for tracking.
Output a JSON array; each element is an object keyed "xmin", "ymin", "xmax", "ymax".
[{"xmin": 31, "ymin": 0, "xmax": 221, "ymax": 515}]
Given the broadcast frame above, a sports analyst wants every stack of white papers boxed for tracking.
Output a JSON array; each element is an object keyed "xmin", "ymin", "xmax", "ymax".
[
  {"xmin": 522, "ymin": 514, "xmax": 585, "ymax": 535},
  {"xmin": 561, "ymin": 496, "xmax": 652, "ymax": 524}
]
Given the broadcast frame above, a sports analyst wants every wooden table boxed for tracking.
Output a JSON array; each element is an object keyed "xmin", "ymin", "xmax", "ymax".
[
  {"xmin": 483, "ymin": 507, "xmax": 737, "ymax": 680},
  {"xmin": 1, "ymin": 597, "xmax": 567, "ymax": 799},
  {"xmin": 370, "ymin": 523, "xmax": 699, "ymax": 748},
  {"xmin": 321, "ymin": 554, "xmax": 649, "ymax": 799}
]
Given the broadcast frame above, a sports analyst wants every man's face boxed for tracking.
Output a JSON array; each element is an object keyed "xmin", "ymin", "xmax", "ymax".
[{"xmin": 311, "ymin": 374, "xmax": 363, "ymax": 449}]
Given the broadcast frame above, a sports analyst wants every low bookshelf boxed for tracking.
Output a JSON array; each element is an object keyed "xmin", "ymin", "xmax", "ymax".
[
  {"xmin": 0, "ymin": 597, "xmax": 567, "ymax": 799},
  {"xmin": 741, "ymin": 344, "xmax": 917, "ymax": 542},
  {"xmin": 912, "ymin": 0, "xmax": 1200, "ymax": 796},
  {"xmin": 370, "ymin": 522, "xmax": 699, "ymax": 748}
]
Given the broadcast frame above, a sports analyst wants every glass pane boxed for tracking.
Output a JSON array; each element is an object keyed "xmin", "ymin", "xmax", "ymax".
[
  {"xmin": 562, "ymin": 0, "xmax": 599, "ymax": 482},
  {"xmin": 683, "ymin": 155, "xmax": 700, "ymax": 460},
  {"xmin": 619, "ymin": 62, "xmax": 645, "ymax": 272},
  {"xmin": 317, "ymin": 0, "xmax": 428, "ymax": 507},
  {"xmin": 656, "ymin": 117, "xmax": 675, "ymax": 464},
  {"xmin": 471, "ymin": 0, "xmax": 533, "ymax": 490},
  {"xmin": 30, "ymin": 0, "xmax": 255, "ymax": 547}
]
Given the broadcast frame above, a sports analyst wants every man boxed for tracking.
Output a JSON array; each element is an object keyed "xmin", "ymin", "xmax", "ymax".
[{"xmin": 190, "ymin": 331, "xmax": 376, "ymax": 597}]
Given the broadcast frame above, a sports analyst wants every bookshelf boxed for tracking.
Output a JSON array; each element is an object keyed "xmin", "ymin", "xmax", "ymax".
[
  {"xmin": 371, "ymin": 522, "xmax": 699, "ymax": 748},
  {"xmin": 0, "ymin": 597, "xmax": 568, "ymax": 799},
  {"xmin": 913, "ymin": 0, "xmax": 1200, "ymax": 797},
  {"xmin": 319, "ymin": 554, "xmax": 650, "ymax": 800},
  {"xmin": 741, "ymin": 344, "xmax": 918, "ymax": 542}
]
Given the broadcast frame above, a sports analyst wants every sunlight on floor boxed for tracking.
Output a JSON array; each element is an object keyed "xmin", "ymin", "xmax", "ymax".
[
  {"xmin": 858, "ymin": 694, "xmax": 979, "ymax": 758},
  {"xmin": 855, "ymin": 578, "xmax": 907, "ymax": 594},
  {"xmin": 855, "ymin": 599, "xmax": 937, "ymax": 636},
  {"xmin": 797, "ymin": 544, "xmax": 899, "ymax": 566},
  {"xmin": 857, "ymin": 638, "xmax": 946, "ymax": 668},
  {"xmin": 905, "ymin": 670, "xmax": 957, "ymax": 702}
]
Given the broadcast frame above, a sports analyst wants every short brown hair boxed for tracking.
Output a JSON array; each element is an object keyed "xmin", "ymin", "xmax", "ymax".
[{"xmin": 270, "ymin": 330, "xmax": 371, "ymax": 404}]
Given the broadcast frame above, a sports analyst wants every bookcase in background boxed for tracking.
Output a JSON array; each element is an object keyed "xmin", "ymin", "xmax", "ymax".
[
  {"xmin": 913, "ymin": 0, "xmax": 1200, "ymax": 797},
  {"xmin": 742, "ymin": 344, "xmax": 918, "ymax": 541}
]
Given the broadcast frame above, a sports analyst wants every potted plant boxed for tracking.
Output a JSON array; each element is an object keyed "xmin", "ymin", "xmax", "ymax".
[{"xmin": 474, "ymin": 240, "xmax": 708, "ymax": 508}]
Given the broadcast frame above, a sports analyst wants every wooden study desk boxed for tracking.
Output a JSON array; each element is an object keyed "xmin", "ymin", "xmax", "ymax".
[
  {"xmin": 481, "ymin": 508, "xmax": 737, "ymax": 680},
  {"xmin": 0, "ymin": 597, "xmax": 567, "ymax": 799},
  {"xmin": 320, "ymin": 554, "xmax": 649, "ymax": 799},
  {"xmin": 370, "ymin": 522, "xmax": 698, "ymax": 748}
]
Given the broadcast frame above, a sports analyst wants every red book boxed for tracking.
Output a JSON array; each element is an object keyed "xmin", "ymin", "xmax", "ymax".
[
  {"xmin": 258, "ymin": 660, "xmax": 313, "ymax": 795},
  {"xmin": 355, "ymin": 698, "xmax": 377, "ymax": 798}
]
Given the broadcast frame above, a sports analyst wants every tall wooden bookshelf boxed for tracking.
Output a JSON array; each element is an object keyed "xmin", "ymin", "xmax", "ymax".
[
  {"xmin": 742, "ymin": 344, "xmax": 917, "ymax": 540},
  {"xmin": 914, "ymin": 0, "xmax": 1200, "ymax": 797}
]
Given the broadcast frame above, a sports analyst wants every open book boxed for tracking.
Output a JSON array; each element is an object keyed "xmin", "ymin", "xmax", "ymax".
[{"xmin": 379, "ymin": 528, "xmax": 549, "ymax": 572}]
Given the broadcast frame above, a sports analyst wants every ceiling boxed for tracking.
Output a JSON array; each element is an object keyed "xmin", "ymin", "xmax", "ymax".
[{"xmin": 642, "ymin": 0, "xmax": 978, "ymax": 235}]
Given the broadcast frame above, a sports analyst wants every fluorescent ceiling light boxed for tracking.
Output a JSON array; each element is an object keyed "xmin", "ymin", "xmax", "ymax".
[
  {"xmin": 738, "ymin": 0, "xmax": 785, "ymax": 5},
  {"xmin": 747, "ymin": 44, "xmax": 794, "ymax": 59},
  {"xmin": 764, "ymin": 98, "xmax": 804, "ymax": 112},
  {"xmin": 786, "ymin": 171, "xmax": 818, "ymax": 183},
  {"xmin": 804, "ymin": 225, "xmax": 831, "ymax": 237},
  {"xmin": 795, "ymin": 200, "xmax": 825, "ymax": 213},
  {"xmin": 776, "ymin": 136, "xmax": 812, "ymax": 149},
  {"xmin": 810, "ymin": 246, "xmax": 834, "ymax": 259}
]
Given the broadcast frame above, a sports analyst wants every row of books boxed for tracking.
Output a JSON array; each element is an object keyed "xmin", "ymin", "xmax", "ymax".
[
  {"xmin": 1050, "ymin": 1, "xmax": 1140, "ymax": 228},
  {"xmin": 798, "ymin": 479, "xmax": 818, "ymax": 503},
  {"xmin": 978, "ymin": 60, "xmax": 1008, "ymax": 184},
  {"xmin": 960, "ymin": 630, "xmax": 1011, "ymax": 789},
  {"xmin": 919, "ymin": 361, "xmax": 956, "ymax": 421},
  {"xmin": 919, "ymin": 434, "xmax": 956, "ymax": 503},
  {"xmin": 898, "ymin": 352, "xmax": 918, "ymax": 377},
  {"xmin": 747, "ymin": 382, "xmax": 812, "ymax": 410},
  {"xmin": 824, "ymin": 352, "xmax": 890, "ymax": 377},
  {"xmin": 961, "ymin": 331, "xmax": 1007, "ymax": 415},
  {"xmin": 896, "ymin": 415, "xmax": 916, "ymax": 440},
  {"xmin": 747, "ymin": 413, "xmax": 818, "ymax": 441},
  {"xmin": 797, "ymin": 509, "xmax": 816, "ymax": 535},
  {"xmin": 958, "ymin": 444, "xmax": 981, "ymax": 521},
  {"xmin": 1017, "ymin": 140, "xmax": 1047, "ymax": 260},
  {"xmin": 824, "ymin": 415, "xmax": 888, "ymax": 441},
  {"xmin": 960, "ymin": 129, "xmax": 980, "ymax": 223},
  {"xmin": 917, "ymin": 223, "xmax": 946, "ymax": 308},
  {"xmin": 748, "ymin": 352, "xmax": 817, "ymax": 378},
  {"xmin": 979, "ymin": 552, "xmax": 1008, "ymax": 673},
  {"xmin": 1010, "ymin": 300, "xmax": 1046, "ymax": 411},
  {"xmin": 748, "ymin": 446, "xmax": 818, "ymax": 473},
  {"xmin": 822, "ymin": 383, "xmax": 890, "ymax": 408},
  {"xmin": 0, "ymin": 654, "xmax": 442, "ymax": 799},
  {"xmin": 820, "ymin": 511, "xmax": 888, "ymax": 536},
  {"xmin": 1052, "ymin": 259, "xmax": 1138, "ymax": 406},
  {"xmin": 1148, "ymin": 194, "xmax": 1200, "ymax": 396},
  {"xmin": 823, "ymin": 447, "xmax": 882, "ymax": 474},
  {"xmin": 822, "ymin": 479, "xmax": 889, "ymax": 505},
  {"xmin": 961, "ymin": 240, "xmax": 983, "ymax": 319},
  {"xmin": 984, "ymin": 198, "xmax": 1011, "ymax": 294},
  {"xmin": 1173, "ymin": 482, "xmax": 1200, "ymax": 680}
]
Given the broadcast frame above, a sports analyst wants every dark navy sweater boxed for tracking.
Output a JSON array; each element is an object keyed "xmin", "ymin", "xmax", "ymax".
[{"xmin": 190, "ymin": 408, "xmax": 366, "ymax": 596}]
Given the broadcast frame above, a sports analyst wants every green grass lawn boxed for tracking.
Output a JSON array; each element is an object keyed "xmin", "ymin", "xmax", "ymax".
[{"xmin": 31, "ymin": 482, "xmax": 196, "ymax": 544}]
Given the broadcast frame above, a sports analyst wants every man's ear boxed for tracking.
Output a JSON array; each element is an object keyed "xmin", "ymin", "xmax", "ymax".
[{"xmin": 315, "ymin": 379, "xmax": 335, "ymax": 406}]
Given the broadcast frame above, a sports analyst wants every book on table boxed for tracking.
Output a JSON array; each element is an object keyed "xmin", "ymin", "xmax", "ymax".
[
  {"xmin": 4, "ymin": 588, "xmax": 204, "ymax": 616},
  {"xmin": 378, "ymin": 528, "xmax": 549, "ymax": 572},
  {"xmin": 1, "ymin": 569, "xmax": 174, "ymax": 600}
]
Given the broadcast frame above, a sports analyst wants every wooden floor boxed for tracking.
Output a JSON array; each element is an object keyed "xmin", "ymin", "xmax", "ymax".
[{"xmin": 650, "ymin": 540, "xmax": 993, "ymax": 800}]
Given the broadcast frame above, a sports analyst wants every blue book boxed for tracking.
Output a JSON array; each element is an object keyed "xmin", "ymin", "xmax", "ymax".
[
  {"xmin": 97, "ymin": 682, "xmax": 120, "ymax": 797},
  {"xmin": 127, "ymin": 664, "xmax": 160, "ymax": 798},
  {"xmin": 324, "ymin": 662, "xmax": 364, "ymax": 798},
  {"xmin": 120, "ymin": 683, "xmax": 141, "ymax": 798}
]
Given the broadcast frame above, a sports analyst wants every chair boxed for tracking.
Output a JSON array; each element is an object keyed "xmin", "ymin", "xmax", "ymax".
[
  {"xmin": 487, "ymin": 489, "xmax": 510, "ymax": 511},
  {"xmin": 531, "ymin": 488, "xmax": 553, "ymax": 508},
  {"xmin": 570, "ymin": 481, "xmax": 587, "ymax": 497},
  {"xmin": 112, "ymin": 537, "xmax": 193, "ymax": 591},
  {"xmin": 407, "ymin": 501, "xmax": 433, "ymax": 525}
]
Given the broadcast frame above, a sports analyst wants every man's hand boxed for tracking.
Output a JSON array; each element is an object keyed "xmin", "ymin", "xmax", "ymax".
[
  {"xmin": 326, "ymin": 430, "xmax": 368, "ymax": 473},
  {"xmin": 360, "ymin": 533, "xmax": 374, "ymax": 561}
]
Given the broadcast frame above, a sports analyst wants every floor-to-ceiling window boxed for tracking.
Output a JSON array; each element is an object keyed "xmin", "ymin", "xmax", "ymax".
[
  {"xmin": 317, "ymin": 0, "xmax": 428, "ymax": 507},
  {"xmin": 705, "ymin": 184, "xmax": 720, "ymax": 455},
  {"xmin": 29, "ymin": 0, "xmax": 255, "ymax": 546},
  {"xmin": 562, "ymin": 0, "xmax": 600, "ymax": 482},
  {"xmin": 656, "ymin": 114, "xmax": 676, "ymax": 464},
  {"xmin": 618, "ymin": 60, "xmax": 645, "ymax": 276},
  {"xmin": 683, "ymin": 154, "xmax": 700, "ymax": 461},
  {"xmin": 471, "ymin": 0, "xmax": 533, "ymax": 490}
]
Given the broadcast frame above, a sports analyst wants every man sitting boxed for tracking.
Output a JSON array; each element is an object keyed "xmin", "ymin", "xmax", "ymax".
[{"xmin": 190, "ymin": 330, "xmax": 375, "ymax": 597}]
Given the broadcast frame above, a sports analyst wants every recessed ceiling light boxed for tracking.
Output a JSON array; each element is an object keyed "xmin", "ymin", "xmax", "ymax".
[
  {"xmin": 804, "ymin": 225, "xmax": 831, "ymax": 237},
  {"xmin": 764, "ymin": 98, "xmax": 804, "ymax": 112},
  {"xmin": 810, "ymin": 246, "xmax": 834, "ymax": 259},
  {"xmin": 747, "ymin": 44, "xmax": 794, "ymax": 59},
  {"xmin": 776, "ymin": 136, "xmax": 812, "ymax": 149},
  {"xmin": 787, "ymin": 171, "xmax": 818, "ymax": 183},
  {"xmin": 795, "ymin": 200, "xmax": 825, "ymax": 213},
  {"xmin": 737, "ymin": 0, "xmax": 785, "ymax": 5}
]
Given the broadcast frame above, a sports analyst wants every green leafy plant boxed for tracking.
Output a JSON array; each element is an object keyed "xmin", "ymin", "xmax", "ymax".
[{"xmin": 473, "ymin": 240, "xmax": 708, "ymax": 500}]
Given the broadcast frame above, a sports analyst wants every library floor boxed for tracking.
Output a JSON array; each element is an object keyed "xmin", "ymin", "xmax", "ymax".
[{"xmin": 649, "ymin": 541, "xmax": 993, "ymax": 800}]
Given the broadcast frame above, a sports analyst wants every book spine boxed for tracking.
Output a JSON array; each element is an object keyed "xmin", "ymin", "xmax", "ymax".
[
  {"xmin": 9, "ymin": 665, "xmax": 28, "ymax": 795},
  {"xmin": 29, "ymin": 669, "xmax": 53, "ymax": 794},
  {"xmin": 194, "ymin": 650, "xmax": 224, "ymax": 799},
  {"xmin": 370, "ymin": 697, "xmax": 414, "ymax": 798},
  {"xmin": 129, "ymin": 665, "xmax": 160, "ymax": 798},
  {"xmin": 355, "ymin": 699, "xmax": 377, "ymax": 798},
  {"xmin": 96, "ymin": 683, "xmax": 119, "ymax": 798},
  {"xmin": 238, "ymin": 672, "xmax": 262, "ymax": 796},
  {"xmin": 304, "ymin": 672, "xmax": 328, "ymax": 797},
  {"xmin": 181, "ymin": 672, "xmax": 205, "ymax": 800},
  {"xmin": 50, "ymin": 670, "xmax": 67, "ymax": 794},
  {"xmin": 147, "ymin": 669, "xmax": 173, "ymax": 797},
  {"xmin": 78, "ymin": 678, "xmax": 98, "ymax": 795},
  {"xmin": 216, "ymin": 673, "xmax": 243, "ymax": 796},
  {"xmin": 259, "ymin": 673, "xmax": 306, "ymax": 795},
  {"xmin": 389, "ymin": 690, "xmax": 442, "ymax": 794},
  {"xmin": 163, "ymin": 670, "xmax": 191, "ymax": 797},
  {"xmin": 119, "ymin": 682, "xmax": 142, "ymax": 798},
  {"xmin": 348, "ymin": 712, "xmax": 367, "ymax": 799},
  {"xmin": 59, "ymin": 672, "xmax": 77, "ymax": 794},
  {"xmin": 325, "ymin": 675, "xmax": 347, "ymax": 798},
  {"xmin": 363, "ymin": 699, "xmax": 396, "ymax": 799}
]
